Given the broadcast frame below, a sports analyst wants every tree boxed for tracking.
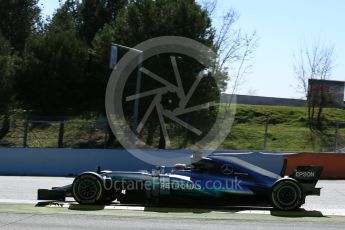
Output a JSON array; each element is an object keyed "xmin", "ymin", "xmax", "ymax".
[
  {"xmin": 207, "ymin": 5, "xmax": 257, "ymax": 95},
  {"xmin": 49, "ymin": 0, "xmax": 80, "ymax": 32},
  {"xmin": 91, "ymin": 0, "xmax": 257, "ymax": 148},
  {"xmin": 0, "ymin": 34, "xmax": 21, "ymax": 139},
  {"xmin": 294, "ymin": 42, "xmax": 335, "ymax": 127},
  {"xmin": 92, "ymin": 0, "xmax": 217, "ymax": 148},
  {"xmin": 52, "ymin": 0, "xmax": 128, "ymax": 44},
  {"xmin": 0, "ymin": 35, "xmax": 14, "ymax": 113},
  {"xmin": 16, "ymin": 12, "xmax": 90, "ymax": 114},
  {"xmin": 78, "ymin": 0, "xmax": 128, "ymax": 44},
  {"xmin": 11, "ymin": 0, "xmax": 127, "ymax": 116},
  {"xmin": 0, "ymin": 0, "xmax": 41, "ymax": 52}
]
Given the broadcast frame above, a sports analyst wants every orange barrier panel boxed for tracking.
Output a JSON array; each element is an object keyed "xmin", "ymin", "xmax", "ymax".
[{"xmin": 284, "ymin": 152, "xmax": 345, "ymax": 179}]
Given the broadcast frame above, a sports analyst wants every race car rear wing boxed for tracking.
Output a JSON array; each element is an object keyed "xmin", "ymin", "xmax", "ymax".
[
  {"xmin": 291, "ymin": 166, "xmax": 323, "ymax": 196},
  {"xmin": 291, "ymin": 166, "xmax": 323, "ymax": 184}
]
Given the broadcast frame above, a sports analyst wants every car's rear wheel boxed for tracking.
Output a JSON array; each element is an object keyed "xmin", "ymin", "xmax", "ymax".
[
  {"xmin": 72, "ymin": 173, "xmax": 104, "ymax": 204},
  {"xmin": 271, "ymin": 178, "xmax": 303, "ymax": 211}
]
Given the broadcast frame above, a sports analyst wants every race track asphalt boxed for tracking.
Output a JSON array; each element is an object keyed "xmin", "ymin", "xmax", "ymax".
[{"xmin": 0, "ymin": 176, "xmax": 344, "ymax": 229}]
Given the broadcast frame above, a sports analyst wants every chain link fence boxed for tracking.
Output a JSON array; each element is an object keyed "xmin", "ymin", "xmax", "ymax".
[
  {"xmin": 0, "ymin": 114, "xmax": 345, "ymax": 152},
  {"xmin": 223, "ymin": 121, "xmax": 345, "ymax": 152},
  {"xmin": 0, "ymin": 115, "xmax": 115, "ymax": 148}
]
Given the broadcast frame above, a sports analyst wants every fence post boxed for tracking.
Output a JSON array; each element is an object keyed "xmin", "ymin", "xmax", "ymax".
[
  {"xmin": 58, "ymin": 121, "xmax": 65, "ymax": 148},
  {"xmin": 334, "ymin": 122, "xmax": 339, "ymax": 152},
  {"xmin": 263, "ymin": 116, "xmax": 269, "ymax": 150},
  {"xmin": 23, "ymin": 114, "xmax": 29, "ymax": 148}
]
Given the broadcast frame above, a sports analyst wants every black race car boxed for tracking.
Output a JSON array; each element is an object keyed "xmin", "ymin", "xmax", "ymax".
[{"xmin": 38, "ymin": 152, "xmax": 323, "ymax": 211}]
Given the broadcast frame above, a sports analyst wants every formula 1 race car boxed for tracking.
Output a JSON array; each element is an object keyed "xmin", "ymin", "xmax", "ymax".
[{"xmin": 38, "ymin": 152, "xmax": 323, "ymax": 211}]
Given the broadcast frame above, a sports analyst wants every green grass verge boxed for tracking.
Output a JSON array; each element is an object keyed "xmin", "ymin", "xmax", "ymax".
[{"xmin": 1, "ymin": 104, "xmax": 345, "ymax": 151}]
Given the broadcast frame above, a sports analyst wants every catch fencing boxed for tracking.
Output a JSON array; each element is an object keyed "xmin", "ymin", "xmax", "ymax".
[{"xmin": 0, "ymin": 115, "xmax": 344, "ymax": 152}]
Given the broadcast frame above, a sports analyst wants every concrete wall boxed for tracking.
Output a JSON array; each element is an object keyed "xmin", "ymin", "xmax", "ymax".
[
  {"xmin": 220, "ymin": 94, "xmax": 307, "ymax": 107},
  {"xmin": 0, "ymin": 148, "xmax": 284, "ymax": 177},
  {"xmin": 0, "ymin": 148, "xmax": 154, "ymax": 176}
]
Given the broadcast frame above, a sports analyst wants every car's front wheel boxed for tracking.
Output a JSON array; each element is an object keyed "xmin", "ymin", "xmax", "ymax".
[
  {"xmin": 271, "ymin": 178, "xmax": 304, "ymax": 211},
  {"xmin": 72, "ymin": 173, "xmax": 104, "ymax": 204}
]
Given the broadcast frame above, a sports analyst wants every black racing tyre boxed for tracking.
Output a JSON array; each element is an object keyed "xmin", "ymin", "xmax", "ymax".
[
  {"xmin": 271, "ymin": 178, "xmax": 303, "ymax": 211},
  {"xmin": 72, "ymin": 173, "xmax": 104, "ymax": 204}
]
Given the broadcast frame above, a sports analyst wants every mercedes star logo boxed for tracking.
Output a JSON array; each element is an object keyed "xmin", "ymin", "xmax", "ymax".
[{"xmin": 221, "ymin": 164, "xmax": 234, "ymax": 175}]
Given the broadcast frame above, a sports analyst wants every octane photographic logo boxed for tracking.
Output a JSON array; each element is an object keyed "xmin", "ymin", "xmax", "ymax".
[
  {"xmin": 106, "ymin": 36, "xmax": 237, "ymax": 166},
  {"xmin": 106, "ymin": 178, "xmax": 243, "ymax": 194}
]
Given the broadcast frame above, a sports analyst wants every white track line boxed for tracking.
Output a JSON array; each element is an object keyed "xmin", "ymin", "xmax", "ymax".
[
  {"xmin": 237, "ymin": 209, "xmax": 345, "ymax": 217},
  {"xmin": 1, "ymin": 200, "xmax": 345, "ymax": 216}
]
